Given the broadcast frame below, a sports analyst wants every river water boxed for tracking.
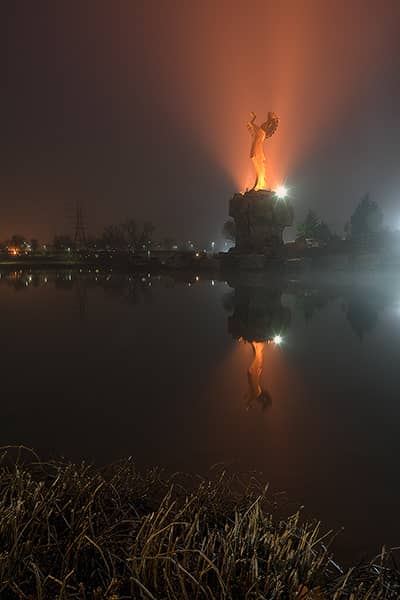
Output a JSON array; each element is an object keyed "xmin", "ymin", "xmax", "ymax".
[{"xmin": 1, "ymin": 267, "xmax": 400, "ymax": 562}]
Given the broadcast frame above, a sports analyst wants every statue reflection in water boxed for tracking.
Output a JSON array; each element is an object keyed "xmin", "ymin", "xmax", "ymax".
[
  {"xmin": 226, "ymin": 276, "xmax": 291, "ymax": 410},
  {"xmin": 244, "ymin": 339, "xmax": 271, "ymax": 409}
]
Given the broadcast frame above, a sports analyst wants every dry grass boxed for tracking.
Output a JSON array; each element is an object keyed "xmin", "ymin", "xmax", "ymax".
[{"xmin": 0, "ymin": 447, "xmax": 399, "ymax": 599}]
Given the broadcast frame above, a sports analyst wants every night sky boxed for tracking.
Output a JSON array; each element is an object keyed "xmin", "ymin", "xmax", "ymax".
[{"xmin": 2, "ymin": 0, "xmax": 400, "ymax": 244}]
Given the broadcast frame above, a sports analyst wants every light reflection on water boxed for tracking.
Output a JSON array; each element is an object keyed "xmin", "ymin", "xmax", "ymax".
[{"xmin": 1, "ymin": 267, "xmax": 400, "ymax": 561}]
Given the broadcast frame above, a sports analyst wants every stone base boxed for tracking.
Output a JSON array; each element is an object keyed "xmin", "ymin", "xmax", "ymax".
[
  {"xmin": 227, "ymin": 278, "xmax": 291, "ymax": 342},
  {"xmin": 229, "ymin": 189, "xmax": 294, "ymax": 257}
]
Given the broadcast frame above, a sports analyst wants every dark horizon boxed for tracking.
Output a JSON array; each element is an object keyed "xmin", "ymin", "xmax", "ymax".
[{"xmin": 2, "ymin": 0, "xmax": 400, "ymax": 243}]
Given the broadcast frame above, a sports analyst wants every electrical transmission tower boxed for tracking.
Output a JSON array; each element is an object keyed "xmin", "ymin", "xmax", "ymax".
[{"xmin": 73, "ymin": 202, "xmax": 87, "ymax": 247}]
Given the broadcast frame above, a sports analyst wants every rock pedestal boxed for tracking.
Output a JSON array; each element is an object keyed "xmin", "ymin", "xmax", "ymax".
[
  {"xmin": 227, "ymin": 277, "xmax": 291, "ymax": 342},
  {"xmin": 229, "ymin": 190, "xmax": 294, "ymax": 258}
]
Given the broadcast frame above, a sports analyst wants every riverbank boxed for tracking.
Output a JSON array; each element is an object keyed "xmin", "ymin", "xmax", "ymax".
[
  {"xmin": 1, "ymin": 248, "xmax": 398, "ymax": 275},
  {"xmin": 0, "ymin": 250, "xmax": 220, "ymax": 273},
  {"xmin": 0, "ymin": 449, "xmax": 398, "ymax": 599}
]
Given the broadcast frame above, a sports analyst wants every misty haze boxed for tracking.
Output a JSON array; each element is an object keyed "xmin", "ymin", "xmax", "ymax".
[{"xmin": 2, "ymin": 1, "xmax": 400, "ymax": 598}]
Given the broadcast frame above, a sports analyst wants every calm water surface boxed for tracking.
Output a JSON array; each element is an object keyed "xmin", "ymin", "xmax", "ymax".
[{"xmin": 1, "ymin": 267, "xmax": 400, "ymax": 562}]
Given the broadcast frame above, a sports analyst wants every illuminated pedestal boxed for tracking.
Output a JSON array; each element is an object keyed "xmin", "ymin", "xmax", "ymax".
[{"xmin": 229, "ymin": 189, "xmax": 293, "ymax": 262}]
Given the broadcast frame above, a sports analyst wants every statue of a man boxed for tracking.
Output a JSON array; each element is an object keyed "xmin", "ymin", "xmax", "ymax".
[{"xmin": 247, "ymin": 112, "xmax": 279, "ymax": 191}]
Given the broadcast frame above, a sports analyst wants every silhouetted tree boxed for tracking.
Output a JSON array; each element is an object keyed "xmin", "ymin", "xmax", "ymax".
[
  {"xmin": 9, "ymin": 234, "xmax": 26, "ymax": 248},
  {"xmin": 314, "ymin": 221, "xmax": 333, "ymax": 244},
  {"xmin": 121, "ymin": 219, "xmax": 138, "ymax": 250},
  {"xmin": 162, "ymin": 237, "xmax": 176, "ymax": 250},
  {"xmin": 222, "ymin": 219, "xmax": 236, "ymax": 242},
  {"xmin": 85, "ymin": 236, "xmax": 99, "ymax": 249},
  {"xmin": 53, "ymin": 235, "xmax": 74, "ymax": 250},
  {"xmin": 350, "ymin": 194, "xmax": 383, "ymax": 238},
  {"xmin": 138, "ymin": 221, "xmax": 155, "ymax": 249},
  {"xmin": 30, "ymin": 239, "xmax": 39, "ymax": 252},
  {"xmin": 102, "ymin": 225, "xmax": 126, "ymax": 249},
  {"xmin": 296, "ymin": 210, "xmax": 319, "ymax": 239},
  {"xmin": 100, "ymin": 221, "xmax": 155, "ymax": 251},
  {"xmin": 297, "ymin": 211, "xmax": 333, "ymax": 244}
]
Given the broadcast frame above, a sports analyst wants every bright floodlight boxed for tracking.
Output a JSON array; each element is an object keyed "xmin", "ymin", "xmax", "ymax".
[
  {"xmin": 273, "ymin": 335, "xmax": 283, "ymax": 345},
  {"xmin": 275, "ymin": 185, "xmax": 288, "ymax": 199}
]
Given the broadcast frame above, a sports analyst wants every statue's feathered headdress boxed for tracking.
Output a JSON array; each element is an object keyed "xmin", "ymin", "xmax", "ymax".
[{"xmin": 261, "ymin": 112, "xmax": 279, "ymax": 138}]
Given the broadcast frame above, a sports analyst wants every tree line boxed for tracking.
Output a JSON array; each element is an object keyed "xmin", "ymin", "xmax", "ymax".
[{"xmin": 0, "ymin": 220, "xmax": 182, "ymax": 253}]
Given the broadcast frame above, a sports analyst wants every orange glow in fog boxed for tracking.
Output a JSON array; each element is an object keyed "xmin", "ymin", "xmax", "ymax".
[{"xmin": 122, "ymin": 2, "xmax": 398, "ymax": 192}]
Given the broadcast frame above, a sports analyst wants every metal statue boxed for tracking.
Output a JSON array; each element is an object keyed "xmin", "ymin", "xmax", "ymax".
[{"xmin": 247, "ymin": 111, "xmax": 279, "ymax": 191}]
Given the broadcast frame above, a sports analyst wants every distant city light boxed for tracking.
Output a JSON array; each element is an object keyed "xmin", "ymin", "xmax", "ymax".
[
  {"xmin": 273, "ymin": 335, "xmax": 283, "ymax": 345},
  {"xmin": 275, "ymin": 185, "xmax": 288, "ymax": 199}
]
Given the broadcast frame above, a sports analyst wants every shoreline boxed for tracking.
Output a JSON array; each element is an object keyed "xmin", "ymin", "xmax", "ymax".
[{"xmin": 1, "ymin": 448, "xmax": 399, "ymax": 599}]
